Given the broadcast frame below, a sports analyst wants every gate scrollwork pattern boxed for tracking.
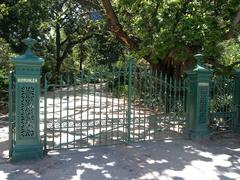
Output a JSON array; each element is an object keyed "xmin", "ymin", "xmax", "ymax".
[{"xmin": 20, "ymin": 86, "xmax": 35, "ymax": 137}]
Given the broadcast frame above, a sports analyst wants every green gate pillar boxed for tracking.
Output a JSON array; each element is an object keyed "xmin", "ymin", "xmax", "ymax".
[
  {"xmin": 11, "ymin": 38, "xmax": 44, "ymax": 161},
  {"xmin": 233, "ymin": 69, "xmax": 240, "ymax": 132},
  {"xmin": 185, "ymin": 54, "xmax": 212, "ymax": 140}
]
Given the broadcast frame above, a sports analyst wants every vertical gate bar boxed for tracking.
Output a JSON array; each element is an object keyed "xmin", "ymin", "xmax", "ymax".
[
  {"xmin": 159, "ymin": 73, "xmax": 163, "ymax": 136},
  {"xmin": 219, "ymin": 76, "xmax": 225, "ymax": 126},
  {"xmin": 127, "ymin": 59, "xmax": 132, "ymax": 144},
  {"xmin": 219, "ymin": 78, "xmax": 222, "ymax": 116},
  {"xmin": 223, "ymin": 78, "xmax": 227, "ymax": 125},
  {"xmin": 138, "ymin": 66, "xmax": 142, "ymax": 141},
  {"xmin": 220, "ymin": 78, "xmax": 223, "ymax": 114},
  {"xmin": 228, "ymin": 78, "xmax": 231, "ymax": 127},
  {"xmin": 93, "ymin": 66, "xmax": 96, "ymax": 146},
  {"xmin": 153, "ymin": 70, "xmax": 158, "ymax": 139},
  {"xmin": 210, "ymin": 77, "xmax": 213, "ymax": 115},
  {"xmin": 232, "ymin": 77, "xmax": 236, "ymax": 129},
  {"xmin": 73, "ymin": 75, "xmax": 77, "ymax": 148},
  {"xmin": 227, "ymin": 78, "xmax": 230, "ymax": 127},
  {"xmin": 87, "ymin": 70, "xmax": 90, "ymax": 146},
  {"xmin": 111, "ymin": 66, "xmax": 114, "ymax": 143},
  {"xmin": 212, "ymin": 77, "xmax": 215, "ymax": 115},
  {"xmin": 12, "ymin": 72, "xmax": 16, "ymax": 151},
  {"xmin": 117, "ymin": 66, "xmax": 120, "ymax": 143},
  {"xmin": 123, "ymin": 63, "xmax": 127, "ymax": 142},
  {"xmin": 173, "ymin": 79, "xmax": 177, "ymax": 131},
  {"xmin": 152, "ymin": 71, "xmax": 155, "ymax": 139},
  {"xmin": 219, "ymin": 77, "xmax": 222, "ymax": 116},
  {"xmin": 105, "ymin": 72, "xmax": 108, "ymax": 144},
  {"xmin": 164, "ymin": 75, "xmax": 167, "ymax": 132},
  {"xmin": 132, "ymin": 63, "xmax": 136, "ymax": 142},
  {"xmin": 99, "ymin": 71, "xmax": 102, "ymax": 144},
  {"xmin": 178, "ymin": 80, "xmax": 181, "ymax": 132},
  {"xmin": 8, "ymin": 72, "xmax": 13, "ymax": 157},
  {"xmin": 169, "ymin": 77, "xmax": 172, "ymax": 131},
  {"xmin": 225, "ymin": 78, "xmax": 229, "ymax": 124},
  {"xmin": 52, "ymin": 86, "xmax": 55, "ymax": 149},
  {"xmin": 213, "ymin": 77, "xmax": 219, "ymax": 126},
  {"xmin": 149, "ymin": 67, "xmax": 153, "ymax": 140},
  {"xmin": 44, "ymin": 74, "xmax": 48, "ymax": 152},
  {"xmin": 60, "ymin": 76, "xmax": 63, "ymax": 149},
  {"xmin": 230, "ymin": 78, "xmax": 233, "ymax": 127},
  {"xmin": 232, "ymin": 77, "xmax": 235, "ymax": 125},
  {"xmin": 143, "ymin": 67, "xmax": 147, "ymax": 141},
  {"xmin": 222, "ymin": 78, "xmax": 225, "ymax": 116},
  {"xmin": 80, "ymin": 70, "xmax": 84, "ymax": 147},
  {"xmin": 66, "ymin": 74, "xmax": 70, "ymax": 148},
  {"xmin": 183, "ymin": 79, "xmax": 186, "ymax": 129},
  {"xmin": 220, "ymin": 78, "xmax": 223, "ymax": 117}
]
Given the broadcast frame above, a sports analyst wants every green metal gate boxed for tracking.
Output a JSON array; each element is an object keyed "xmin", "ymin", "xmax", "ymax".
[
  {"xmin": 42, "ymin": 61, "xmax": 187, "ymax": 151},
  {"xmin": 209, "ymin": 75, "xmax": 236, "ymax": 132}
]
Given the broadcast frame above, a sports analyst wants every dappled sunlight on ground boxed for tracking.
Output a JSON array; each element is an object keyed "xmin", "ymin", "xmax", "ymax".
[
  {"xmin": 1, "ymin": 113, "xmax": 240, "ymax": 180},
  {"xmin": 0, "ymin": 132, "xmax": 240, "ymax": 179}
]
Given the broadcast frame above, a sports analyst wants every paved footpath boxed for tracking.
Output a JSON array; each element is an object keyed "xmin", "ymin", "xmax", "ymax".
[{"xmin": 0, "ymin": 118, "xmax": 240, "ymax": 180}]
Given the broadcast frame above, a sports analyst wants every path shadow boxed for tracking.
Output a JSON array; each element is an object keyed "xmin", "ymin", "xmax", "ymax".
[{"xmin": 0, "ymin": 134, "xmax": 239, "ymax": 180}]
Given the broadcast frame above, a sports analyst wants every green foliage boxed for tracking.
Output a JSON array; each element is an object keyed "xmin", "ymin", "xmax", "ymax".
[
  {"xmin": 82, "ymin": 32, "xmax": 123, "ymax": 71},
  {"xmin": 218, "ymin": 39, "xmax": 240, "ymax": 67},
  {"xmin": 0, "ymin": 0, "xmax": 239, "ymax": 93},
  {"xmin": 115, "ymin": 0, "xmax": 240, "ymax": 68},
  {"xmin": 209, "ymin": 76, "xmax": 234, "ymax": 113},
  {"xmin": 0, "ymin": 38, "xmax": 13, "ymax": 90}
]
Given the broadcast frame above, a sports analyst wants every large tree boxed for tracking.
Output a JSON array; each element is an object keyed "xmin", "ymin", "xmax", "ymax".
[{"xmin": 100, "ymin": 0, "xmax": 240, "ymax": 77}]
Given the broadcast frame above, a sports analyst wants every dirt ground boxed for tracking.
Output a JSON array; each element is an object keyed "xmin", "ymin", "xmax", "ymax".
[{"xmin": 1, "ymin": 115, "xmax": 240, "ymax": 180}]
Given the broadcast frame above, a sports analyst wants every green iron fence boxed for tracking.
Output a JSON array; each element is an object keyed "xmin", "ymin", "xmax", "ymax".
[
  {"xmin": 8, "ymin": 39, "xmax": 240, "ymax": 160},
  {"xmin": 209, "ymin": 75, "xmax": 235, "ymax": 132},
  {"xmin": 9, "ymin": 62, "xmax": 239, "ymax": 154},
  {"xmin": 42, "ymin": 61, "xmax": 188, "ymax": 151},
  {"xmin": 8, "ymin": 71, "xmax": 16, "ymax": 157}
]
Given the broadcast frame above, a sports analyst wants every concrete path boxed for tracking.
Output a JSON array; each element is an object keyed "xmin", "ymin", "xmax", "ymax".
[{"xmin": 1, "ymin": 120, "xmax": 240, "ymax": 180}]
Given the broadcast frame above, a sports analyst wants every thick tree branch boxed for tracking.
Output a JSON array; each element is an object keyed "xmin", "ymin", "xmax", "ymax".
[
  {"xmin": 60, "ymin": 33, "xmax": 94, "ymax": 61},
  {"xmin": 226, "ymin": 6, "xmax": 240, "ymax": 39},
  {"xmin": 100, "ymin": 0, "xmax": 139, "ymax": 51}
]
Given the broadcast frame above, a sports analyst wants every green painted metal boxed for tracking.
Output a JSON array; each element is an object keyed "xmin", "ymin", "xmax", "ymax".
[
  {"xmin": 10, "ymin": 38, "xmax": 44, "ymax": 161},
  {"xmin": 127, "ymin": 59, "xmax": 133, "ymax": 143},
  {"xmin": 185, "ymin": 54, "xmax": 212, "ymax": 140},
  {"xmin": 9, "ymin": 43, "xmax": 240, "ymax": 157},
  {"xmin": 43, "ymin": 58, "xmax": 188, "ymax": 151},
  {"xmin": 43, "ymin": 73, "xmax": 49, "ymax": 154},
  {"xmin": 209, "ymin": 75, "xmax": 235, "ymax": 132},
  {"xmin": 233, "ymin": 70, "xmax": 240, "ymax": 132},
  {"xmin": 8, "ymin": 71, "xmax": 15, "ymax": 157}
]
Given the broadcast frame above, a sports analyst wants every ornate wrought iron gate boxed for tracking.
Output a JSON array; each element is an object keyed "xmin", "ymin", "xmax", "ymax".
[
  {"xmin": 8, "ymin": 39, "xmax": 240, "ymax": 161},
  {"xmin": 42, "ymin": 61, "xmax": 187, "ymax": 151},
  {"xmin": 209, "ymin": 75, "xmax": 236, "ymax": 132}
]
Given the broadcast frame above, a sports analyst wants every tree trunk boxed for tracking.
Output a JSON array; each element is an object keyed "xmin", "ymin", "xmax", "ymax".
[
  {"xmin": 149, "ymin": 58, "xmax": 190, "ymax": 79},
  {"xmin": 100, "ymin": 0, "xmax": 138, "ymax": 51},
  {"xmin": 55, "ymin": 23, "xmax": 61, "ymax": 79}
]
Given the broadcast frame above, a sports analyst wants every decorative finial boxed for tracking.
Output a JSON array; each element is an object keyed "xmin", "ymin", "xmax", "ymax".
[
  {"xmin": 194, "ymin": 53, "xmax": 203, "ymax": 65},
  {"xmin": 22, "ymin": 37, "xmax": 37, "ymax": 52}
]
